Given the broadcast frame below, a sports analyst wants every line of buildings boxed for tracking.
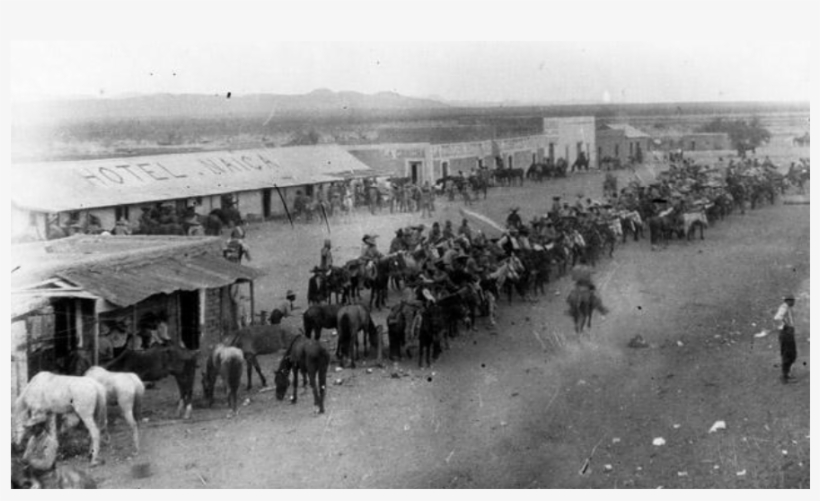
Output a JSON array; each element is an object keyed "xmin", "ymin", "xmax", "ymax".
[{"xmin": 10, "ymin": 114, "xmax": 731, "ymax": 243}]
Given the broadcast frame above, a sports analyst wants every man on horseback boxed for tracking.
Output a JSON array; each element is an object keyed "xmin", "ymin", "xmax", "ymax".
[
  {"xmin": 506, "ymin": 207, "xmax": 523, "ymax": 230},
  {"xmin": 224, "ymin": 229, "xmax": 251, "ymax": 264},
  {"xmin": 571, "ymin": 257, "xmax": 605, "ymax": 310},
  {"xmin": 360, "ymin": 234, "xmax": 382, "ymax": 281}
]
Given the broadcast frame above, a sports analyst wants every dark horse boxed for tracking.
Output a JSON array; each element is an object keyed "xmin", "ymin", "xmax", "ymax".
[
  {"xmin": 274, "ymin": 335, "xmax": 330, "ymax": 414},
  {"xmin": 105, "ymin": 346, "xmax": 199, "ymax": 419},
  {"xmin": 566, "ymin": 285, "xmax": 608, "ymax": 334},
  {"xmin": 202, "ymin": 344, "xmax": 244, "ymax": 415},
  {"xmin": 336, "ymin": 304, "xmax": 381, "ymax": 368},
  {"xmin": 228, "ymin": 323, "xmax": 299, "ymax": 390},
  {"xmin": 364, "ymin": 256, "xmax": 395, "ymax": 311},
  {"xmin": 302, "ymin": 303, "xmax": 341, "ymax": 341}
]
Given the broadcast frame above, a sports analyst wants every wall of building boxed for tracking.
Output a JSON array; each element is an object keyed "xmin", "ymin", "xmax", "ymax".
[
  {"xmin": 201, "ymin": 285, "xmax": 238, "ymax": 347},
  {"xmin": 348, "ymin": 146, "xmax": 430, "ymax": 182},
  {"xmin": 543, "ymin": 116, "xmax": 596, "ymax": 166},
  {"xmin": 597, "ymin": 129, "xmax": 626, "ymax": 160},
  {"xmin": 11, "ymin": 205, "xmax": 46, "ymax": 242},
  {"xmin": 11, "ymin": 319, "xmax": 29, "ymax": 403},
  {"xmin": 237, "ymin": 190, "xmax": 263, "ymax": 218}
]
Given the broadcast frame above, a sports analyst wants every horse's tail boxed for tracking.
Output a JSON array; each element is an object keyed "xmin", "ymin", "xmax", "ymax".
[
  {"xmin": 94, "ymin": 383, "xmax": 108, "ymax": 435},
  {"xmin": 132, "ymin": 377, "xmax": 145, "ymax": 422},
  {"xmin": 226, "ymin": 352, "xmax": 243, "ymax": 395}
]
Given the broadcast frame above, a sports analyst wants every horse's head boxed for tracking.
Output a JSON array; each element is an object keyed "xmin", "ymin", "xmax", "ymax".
[{"xmin": 274, "ymin": 360, "xmax": 291, "ymax": 401}]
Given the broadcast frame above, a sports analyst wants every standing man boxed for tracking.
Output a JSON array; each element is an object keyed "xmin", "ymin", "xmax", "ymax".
[
  {"xmin": 269, "ymin": 290, "xmax": 298, "ymax": 325},
  {"xmin": 773, "ymin": 294, "xmax": 797, "ymax": 383},
  {"xmin": 320, "ymin": 238, "xmax": 333, "ymax": 270}
]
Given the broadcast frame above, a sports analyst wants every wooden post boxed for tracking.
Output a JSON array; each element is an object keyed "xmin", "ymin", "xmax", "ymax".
[
  {"xmin": 74, "ymin": 299, "xmax": 84, "ymax": 349},
  {"xmin": 249, "ymin": 281, "xmax": 255, "ymax": 327},
  {"xmin": 93, "ymin": 299, "xmax": 100, "ymax": 366},
  {"xmin": 176, "ymin": 292, "xmax": 183, "ymax": 348},
  {"xmin": 132, "ymin": 304, "xmax": 138, "ymax": 350}
]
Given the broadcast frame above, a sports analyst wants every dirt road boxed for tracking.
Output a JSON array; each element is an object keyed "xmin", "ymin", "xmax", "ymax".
[{"xmin": 79, "ymin": 169, "xmax": 810, "ymax": 488}]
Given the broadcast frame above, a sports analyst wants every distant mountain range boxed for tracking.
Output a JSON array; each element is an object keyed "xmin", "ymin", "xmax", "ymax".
[
  {"xmin": 12, "ymin": 89, "xmax": 450, "ymax": 123},
  {"xmin": 11, "ymin": 89, "xmax": 809, "ymax": 126}
]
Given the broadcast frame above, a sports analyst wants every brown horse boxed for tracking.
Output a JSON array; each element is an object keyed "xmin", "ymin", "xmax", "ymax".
[
  {"xmin": 302, "ymin": 303, "xmax": 341, "ymax": 341},
  {"xmin": 202, "ymin": 344, "xmax": 244, "ymax": 416},
  {"xmin": 336, "ymin": 304, "xmax": 381, "ymax": 368},
  {"xmin": 274, "ymin": 335, "xmax": 330, "ymax": 414},
  {"xmin": 105, "ymin": 346, "xmax": 198, "ymax": 420},
  {"xmin": 566, "ymin": 285, "xmax": 608, "ymax": 334},
  {"xmin": 228, "ymin": 323, "xmax": 298, "ymax": 390}
]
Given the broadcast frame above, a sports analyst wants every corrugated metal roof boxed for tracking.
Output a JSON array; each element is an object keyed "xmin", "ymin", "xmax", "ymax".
[
  {"xmin": 11, "ymin": 145, "xmax": 374, "ymax": 213},
  {"xmin": 55, "ymin": 252, "xmax": 263, "ymax": 308}
]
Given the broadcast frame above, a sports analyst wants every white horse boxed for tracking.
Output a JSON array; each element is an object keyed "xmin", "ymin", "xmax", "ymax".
[
  {"xmin": 84, "ymin": 366, "xmax": 145, "ymax": 454},
  {"xmin": 14, "ymin": 372, "xmax": 108, "ymax": 466}
]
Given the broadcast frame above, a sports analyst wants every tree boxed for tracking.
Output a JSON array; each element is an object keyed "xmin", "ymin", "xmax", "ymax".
[{"xmin": 698, "ymin": 117, "xmax": 771, "ymax": 156}]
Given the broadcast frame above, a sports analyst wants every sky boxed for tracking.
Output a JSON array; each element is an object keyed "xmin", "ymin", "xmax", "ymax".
[{"xmin": 8, "ymin": 41, "xmax": 812, "ymax": 105}]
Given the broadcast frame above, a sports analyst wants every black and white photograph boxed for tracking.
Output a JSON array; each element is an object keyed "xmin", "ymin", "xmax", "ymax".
[{"xmin": 5, "ymin": 1, "xmax": 814, "ymax": 490}]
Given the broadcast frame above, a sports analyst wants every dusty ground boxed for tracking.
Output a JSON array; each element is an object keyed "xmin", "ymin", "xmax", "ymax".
[{"xmin": 61, "ymin": 149, "xmax": 810, "ymax": 488}]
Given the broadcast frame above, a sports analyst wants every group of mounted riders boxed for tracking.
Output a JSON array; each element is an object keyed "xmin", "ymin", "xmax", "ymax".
[
  {"xmin": 47, "ymin": 196, "xmax": 244, "ymax": 240},
  {"xmin": 301, "ymin": 151, "xmax": 806, "ymax": 363}
]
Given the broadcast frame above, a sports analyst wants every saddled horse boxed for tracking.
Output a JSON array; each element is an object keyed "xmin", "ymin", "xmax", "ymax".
[
  {"xmin": 307, "ymin": 273, "xmax": 326, "ymax": 305},
  {"xmin": 364, "ymin": 255, "xmax": 396, "ymax": 311},
  {"xmin": 336, "ymin": 304, "xmax": 381, "ymax": 368},
  {"xmin": 274, "ymin": 335, "xmax": 330, "ymax": 414},
  {"xmin": 617, "ymin": 210, "xmax": 644, "ymax": 243},
  {"xmin": 489, "ymin": 255, "xmax": 531, "ymax": 304},
  {"xmin": 647, "ymin": 213, "xmax": 676, "ymax": 246},
  {"xmin": 682, "ymin": 209, "xmax": 709, "ymax": 240},
  {"xmin": 436, "ymin": 288, "xmax": 475, "ymax": 340},
  {"xmin": 83, "ymin": 366, "xmax": 144, "ymax": 454},
  {"xmin": 302, "ymin": 303, "xmax": 341, "ymax": 341},
  {"xmin": 14, "ymin": 372, "xmax": 108, "ymax": 466},
  {"xmin": 202, "ymin": 344, "xmax": 244, "ymax": 416},
  {"xmin": 210, "ymin": 207, "xmax": 242, "ymax": 228},
  {"xmin": 105, "ymin": 346, "xmax": 199, "ymax": 420},
  {"xmin": 566, "ymin": 285, "xmax": 608, "ymax": 334},
  {"xmin": 418, "ymin": 303, "xmax": 447, "ymax": 367},
  {"xmin": 228, "ymin": 323, "xmax": 298, "ymax": 390},
  {"xmin": 325, "ymin": 265, "xmax": 352, "ymax": 304}
]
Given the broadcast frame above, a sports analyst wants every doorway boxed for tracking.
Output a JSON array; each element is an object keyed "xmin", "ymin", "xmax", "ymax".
[
  {"xmin": 262, "ymin": 189, "xmax": 272, "ymax": 218},
  {"xmin": 409, "ymin": 161, "xmax": 422, "ymax": 184},
  {"xmin": 178, "ymin": 291, "xmax": 200, "ymax": 349},
  {"xmin": 441, "ymin": 161, "xmax": 449, "ymax": 179}
]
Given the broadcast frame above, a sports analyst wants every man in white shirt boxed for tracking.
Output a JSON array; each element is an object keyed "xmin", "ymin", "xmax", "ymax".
[{"xmin": 773, "ymin": 294, "xmax": 797, "ymax": 383}]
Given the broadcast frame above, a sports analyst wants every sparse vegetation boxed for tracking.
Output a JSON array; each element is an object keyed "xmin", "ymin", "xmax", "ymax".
[{"xmin": 698, "ymin": 116, "xmax": 772, "ymax": 157}]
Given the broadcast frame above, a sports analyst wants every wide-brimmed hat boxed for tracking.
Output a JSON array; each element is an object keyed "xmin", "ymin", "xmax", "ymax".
[
  {"xmin": 311, "ymin": 266, "xmax": 322, "ymax": 273},
  {"xmin": 784, "ymin": 294, "xmax": 795, "ymax": 301},
  {"xmin": 509, "ymin": 207, "xmax": 520, "ymax": 212},
  {"xmin": 286, "ymin": 290, "xmax": 296, "ymax": 298}
]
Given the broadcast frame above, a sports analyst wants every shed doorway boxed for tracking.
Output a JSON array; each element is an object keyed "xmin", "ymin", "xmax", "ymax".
[{"xmin": 178, "ymin": 291, "xmax": 200, "ymax": 349}]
